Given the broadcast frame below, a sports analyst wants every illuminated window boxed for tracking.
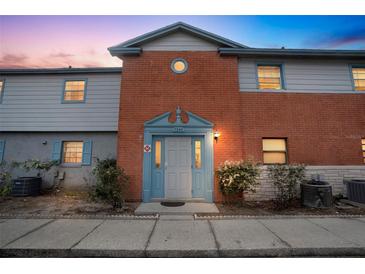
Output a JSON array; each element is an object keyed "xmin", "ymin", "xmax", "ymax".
[
  {"xmin": 257, "ymin": 65, "xmax": 283, "ymax": 90},
  {"xmin": 155, "ymin": 140, "xmax": 161, "ymax": 168},
  {"xmin": 362, "ymin": 139, "xmax": 365, "ymax": 163},
  {"xmin": 171, "ymin": 58, "xmax": 188, "ymax": 74},
  {"xmin": 0, "ymin": 80, "xmax": 4, "ymax": 103},
  {"xmin": 262, "ymin": 138, "xmax": 287, "ymax": 164},
  {"xmin": 351, "ymin": 67, "xmax": 365, "ymax": 91},
  {"xmin": 63, "ymin": 80, "xmax": 86, "ymax": 102},
  {"xmin": 63, "ymin": 141, "xmax": 83, "ymax": 164},
  {"xmin": 195, "ymin": 140, "xmax": 202, "ymax": 169}
]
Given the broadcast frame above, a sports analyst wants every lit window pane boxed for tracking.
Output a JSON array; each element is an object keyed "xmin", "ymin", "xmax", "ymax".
[
  {"xmin": 63, "ymin": 141, "xmax": 83, "ymax": 163},
  {"xmin": 263, "ymin": 138, "xmax": 287, "ymax": 164},
  {"xmin": 352, "ymin": 68, "xmax": 365, "ymax": 91},
  {"xmin": 258, "ymin": 65, "xmax": 282, "ymax": 90},
  {"xmin": 174, "ymin": 61, "xmax": 186, "ymax": 72},
  {"xmin": 155, "ymin": 140, "xmax": 161, "ymax": 168},
  {"xmin": 362, "ymin": 139, "xmax": 365, "ymax": 145},
  {"xmin": 263, "ymin": 152, "xmax": 286, "ymax": 164},
  {"xmin": 352, "ymin": 68, "xmax": 365, "ymax": 79},
  {"xmin": 64, "ymin": 80, "xmax": 86, "ymax": 101},
  {"xmin": 362, "ymin": 139, "xmax": 365, "ymax": 163},
  {"xmin": 195, "ymin": 140, "xmax": 202, "ymax": 169},
  {"xmin": 263, "ymin": 139, "xmax": 286, "ymax": 151}
]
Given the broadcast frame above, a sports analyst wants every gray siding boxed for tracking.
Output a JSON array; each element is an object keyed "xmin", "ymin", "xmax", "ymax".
[
  {"xmin": 239, "ymin": 58, "xmax": 365, "ymax": 93},
  {"xmin": 142, "ymin": 31, "xmax": 218, "ymax": 51},
  {"xmin": 0, "ymin": 132, "xmax": 117, "ymax": 189},
  {"xmin": 0, "ymin": 73, "xmax": 121, "ymax": 131}
]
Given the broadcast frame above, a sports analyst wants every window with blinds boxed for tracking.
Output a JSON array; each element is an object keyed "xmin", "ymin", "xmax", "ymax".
[
  {"xmin": 257, "ymin": 65, "xmax": 283, "ymax": 90},
  {"xmin": 262, "ymin": 138, "xmax": 287, "ymax": 164},
  {"xmin": 351, "ymin": 67, "xmax": 365, "ymax": 91},
  {"xmin": 63, "ymin": 80, "xmax": 86, "ymax": 102}
]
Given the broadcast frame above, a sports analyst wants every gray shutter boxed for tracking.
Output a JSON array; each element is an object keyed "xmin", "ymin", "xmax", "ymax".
[{"xmin": 82, "ymin": 140, "xmax": 92, "ymax": 166}]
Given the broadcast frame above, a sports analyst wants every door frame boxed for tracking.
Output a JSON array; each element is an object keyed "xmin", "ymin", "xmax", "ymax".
[
  {"xmin": 142, "ymin": 108, "xmax": 214, "ymax": 202},
  {"xmin": 151, "ymin": 135, "xmax": 207, "ymax": 201}
]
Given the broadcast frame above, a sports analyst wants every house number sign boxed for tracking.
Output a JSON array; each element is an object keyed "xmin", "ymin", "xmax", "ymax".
[
  {"xmin": 173, "ymin": 127, "xmax": 184, "ymax": 133},
  {"xmin": 144, "ymin": 144, "xmax": 151, "ymax": 153}
]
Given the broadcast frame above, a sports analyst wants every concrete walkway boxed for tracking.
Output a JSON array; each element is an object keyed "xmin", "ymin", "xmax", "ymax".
[{"xmin": 1, "ymin": 216, "xmax": 365, "ymax": 257}]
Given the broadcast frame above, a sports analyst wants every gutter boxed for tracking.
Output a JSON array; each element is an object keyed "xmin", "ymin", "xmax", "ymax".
[
  {"xmin": 219, "ymin": 48, "xmax": 365, "ymax": 59},
  {"xmin": 108, "ymin": 47, "xmax": 142, "ymax": 57}
]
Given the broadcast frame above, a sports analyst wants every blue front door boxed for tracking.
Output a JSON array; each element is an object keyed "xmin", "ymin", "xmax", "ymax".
[{"xmin": 151, "ymin": 136, "xmax": 206, "ymax": 200}]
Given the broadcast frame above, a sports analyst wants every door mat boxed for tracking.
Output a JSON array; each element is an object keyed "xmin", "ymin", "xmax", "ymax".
[{"xmin": 160, "ymin": 201, "xmax": 185, "ymax": 207}]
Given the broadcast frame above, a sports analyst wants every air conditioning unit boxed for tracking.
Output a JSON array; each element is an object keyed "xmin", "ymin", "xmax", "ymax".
[{"xmin": 345, "ymin": 179, "xmax": 365, "ymax": 204}]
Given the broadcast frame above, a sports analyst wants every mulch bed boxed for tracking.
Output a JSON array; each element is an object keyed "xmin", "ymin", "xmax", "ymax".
[
  {"xmin": 0, "ymin": 191, "xmax": 139, "ymax": 217},
  {"xmin": 214, "ymin": 199, "xmax": 365, "ymax": 216},
  {"xmin": 1, "ymin": 193, "xmax": 364, "ymax": 218}
]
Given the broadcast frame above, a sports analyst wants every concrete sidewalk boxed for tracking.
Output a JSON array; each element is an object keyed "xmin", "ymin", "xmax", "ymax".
[{"xmin": 1, "ymin": 216, "xmax": 365, "ymax": 257}]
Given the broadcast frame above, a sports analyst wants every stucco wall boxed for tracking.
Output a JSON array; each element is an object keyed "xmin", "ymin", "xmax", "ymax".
[{"xmin": 0, "ymin": 132, "xmax": 117, "ymax": 189}]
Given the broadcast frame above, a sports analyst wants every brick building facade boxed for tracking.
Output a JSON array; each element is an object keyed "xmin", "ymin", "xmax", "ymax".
[{"xmin": 108, "ymin": 22, "xmax": 365, "ymax": 202}]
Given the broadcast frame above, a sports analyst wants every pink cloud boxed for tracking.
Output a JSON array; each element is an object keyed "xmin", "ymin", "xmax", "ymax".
[
  {"xmin": 0, "ymin": 54, "xmax": 28, "ymax": 66},
  {"xmin": 49, "ymin": 52, "xmax": 75, "ymax": 58}
]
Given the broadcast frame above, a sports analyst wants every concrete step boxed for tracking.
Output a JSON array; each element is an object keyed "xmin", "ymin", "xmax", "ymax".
[{"xmin": 134, "ymin": 202, "xmax": 219, "ymax": 215}]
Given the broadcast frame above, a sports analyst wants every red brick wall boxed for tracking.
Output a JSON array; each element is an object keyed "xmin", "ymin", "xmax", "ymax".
[
  {"xmin": 240, "ymin": 92, "xmax": 365, "ymax": 165},
  {"xmin": 118, "ymin": 52, "xmax": 243, "ymax": 201},
  {"xmin": 118, "ymin": 51, "xmax": 365, "ymax": 201}
]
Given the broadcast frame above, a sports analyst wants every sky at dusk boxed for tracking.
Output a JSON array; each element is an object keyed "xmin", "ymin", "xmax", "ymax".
[{"xmin": 0, "ymin": 15, "xmax": 364, "ymax": 68}]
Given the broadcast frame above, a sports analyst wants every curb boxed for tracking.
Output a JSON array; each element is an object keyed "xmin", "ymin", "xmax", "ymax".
[
  {"xmin": 194, "ymin": 214, "xmax": 365, "ymax": 220},
  {"xmin": 0, "ymin": 213, "xmax": 159, "ymax": 220},
  {"xmin": 1, "ymin": 247, "xmax": 365, "ymax": 258}
]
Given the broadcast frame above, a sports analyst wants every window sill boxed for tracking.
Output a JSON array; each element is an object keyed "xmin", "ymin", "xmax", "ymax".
[
  {"xmin": 61, "ymin": 100, "xmax": 85, "ymax": 104},
  {"xmin": 258, "ymin": 89, "xmax": 286, "ymax": 92},
  {"xmin": 61, "ymin": 163, "xmax": 83, "ymax": 168},
  {"xmin": 263, "ymin": 163, "xmax": 287, "ymax": 165}
]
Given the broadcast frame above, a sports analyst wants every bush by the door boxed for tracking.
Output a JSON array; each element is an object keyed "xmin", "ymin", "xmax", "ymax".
[
  {"xmin": 267, "ymin": 164, "xmax": 306, "ymax": 208},
  {"xmin": 90, "ymin": 158, "xmax": 130, "ymax": 208},
  {"xmin": 217, "ymin": 160, "xmax": 261, "ymax": 197}
]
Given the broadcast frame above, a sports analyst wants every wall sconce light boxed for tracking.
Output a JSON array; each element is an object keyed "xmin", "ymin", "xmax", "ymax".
[{"xmin": 214, "ymin": 131, "xmax": 221, "ymax": 143}]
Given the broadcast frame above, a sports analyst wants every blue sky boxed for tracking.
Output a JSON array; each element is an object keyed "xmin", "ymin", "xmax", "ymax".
[{"xmin": 0, "ymin": 16, "xmax": 364, "ymax": 68}]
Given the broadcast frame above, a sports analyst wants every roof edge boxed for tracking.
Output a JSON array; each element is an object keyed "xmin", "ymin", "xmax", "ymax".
[
  {"xmin": 0, "ymin": 67, "xmax": 123, "ymax": 75},
  {"xmin": 109, "ymin": 21, "xmax": 248, "ymax": 53},
  {"xmin": 219, "ymin": 48, "xmax": 365, "ymax": 58},
  {"xmin": 108, "ymin": 47, "xmax": 141, "ymax": 56}
]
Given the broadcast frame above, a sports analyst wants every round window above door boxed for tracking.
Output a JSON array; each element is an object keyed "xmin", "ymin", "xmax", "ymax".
[{"xmin": 171, "ymin": 58, "xmax": 188, "ymax": 74}]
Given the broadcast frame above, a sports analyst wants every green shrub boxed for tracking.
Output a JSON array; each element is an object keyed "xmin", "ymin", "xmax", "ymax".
[
  {"xmin": 90, "ymin": 158, "xmax": 130, "ymax": 208},
  {"xmin": 267, "ymin": 164, "xmax": 306, "ymax": 208},
  {"xmin": 0, "ymin": 161, "xmax": 12, "ymax": 197},
  {"xmin": 13, "ymin": 159, "xmax": 58, "ymax": 177},
  {"xmin": 217, "ymin": 160, "xmax": 261, "ymax": 196}
]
